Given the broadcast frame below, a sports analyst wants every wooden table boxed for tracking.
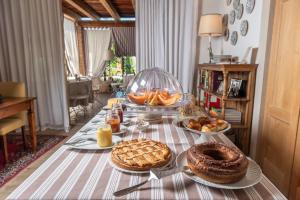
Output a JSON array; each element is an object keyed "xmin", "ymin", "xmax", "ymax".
[
  {"xmin": 6, "ymin": 111, "xmax": 287, "ymax": 200},
  {"xmin": 0, "ymin": 97, "xmax": 37, "ymax": 151}
]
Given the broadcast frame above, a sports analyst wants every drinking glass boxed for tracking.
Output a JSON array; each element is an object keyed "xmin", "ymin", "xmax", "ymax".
[
  {"xmin": 106, "ymin": 110, "xmax": 120, "ymax": 133},
  {"xmin": 112, "ymin": 103, "xmax": 124, "ymax": 123},
  {"xmin": 97, "ymin": 123, "xmax": 112, "ymax": 147},
  {"xmin": 179, "ymin": 93, "xmax": 195, "ymax": 117}
]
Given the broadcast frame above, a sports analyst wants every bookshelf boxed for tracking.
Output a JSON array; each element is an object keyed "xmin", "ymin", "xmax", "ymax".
[{"xmin": 197, "ymin": 64, "xmax": 257, "ymax": 154}]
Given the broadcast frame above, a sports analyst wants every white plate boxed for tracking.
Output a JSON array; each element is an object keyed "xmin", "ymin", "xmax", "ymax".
[
  {"xmin": 67, "ymin": 135, "xmax": 122, "ymax": 150},
  {"xmin": 136, "ymin": 121, "xmax": 150, "ymax": 131},
  {"xmin": 121, "ymin": 119, "xmax": 131, "ymax": 126},
  {"xmin": 182, "ymin": 118, "xmax": 231, "ymax": 135},
  {"xmin": 91, "ymin": 119, "xmax": 105, "ymax": 124},
  {"xmin": 176, "ymin": 151, "xmax": 262, "ymax": 189},
  {"xmin": 108, "ymin": 152, "xmax": 175, "ymax": 174},
  {"xmin": 80, "ymin": 125, "xmax": 128, "ymax": 136},
  {"xmin": 112, "ymin": 125, "xmax": 128, "ymax": 135},
  {"xmin": 172, "ymin": 117, "xmax": 194, "ymax": 129},
  {"xmin": 103, "ymin": 105, "xmax": 111, "ymax": 110}
]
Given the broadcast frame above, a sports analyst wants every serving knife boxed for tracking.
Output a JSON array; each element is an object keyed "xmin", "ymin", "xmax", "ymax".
[{"xmin": 113, "ymin": 166, "xmax": 189, "ymax": 197}]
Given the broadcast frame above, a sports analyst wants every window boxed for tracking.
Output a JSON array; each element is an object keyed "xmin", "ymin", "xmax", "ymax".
[{"xmin": 103, "ymin": 56, "xmax": 136, "ymax": 83}]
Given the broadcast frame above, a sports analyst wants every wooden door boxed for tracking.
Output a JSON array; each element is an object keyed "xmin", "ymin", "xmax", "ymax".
[
  {"xmin": 290, "ymin": 116, "xmax": 300, "ymax": 200},
  {"xmin": 259, "ymin": 0, "xmax": 300, "ymax": 196}
]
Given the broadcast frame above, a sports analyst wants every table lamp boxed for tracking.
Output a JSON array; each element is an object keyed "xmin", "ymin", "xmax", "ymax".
[
  {"xmin": 104, "ymin": 49, "xmax": 114, "ymax": 80},
  {"xmin": 198, "ymin": 14, "xmax": 223, "ymax": 63}
]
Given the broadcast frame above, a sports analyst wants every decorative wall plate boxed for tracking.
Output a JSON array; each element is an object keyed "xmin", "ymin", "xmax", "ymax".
[
  {"xmin": 240, "ymin": 20, "xmax": 248, "ymax": 36},
  {"xmin": 246, "ymin": 0, "xmax": 255, "ymax": 14},
  {"xmin": 231, "ymin": 31, "xmax": 238, "ymax": 45},
  {"xmin": 236, "ymin": 4, "xmax": 244, "ymax": 20},
  {"xmin": 233, "ymin": 0, "xmax": 240, "ymax": 9},
  {"xmin": 226, "ymin": 0, "xmax": 232, "ymax": 6},
  {"xmin": 229, "ymin": 10, "xmax": 236, "ymax": 25},
  {"xmin": 224, "ymin": 29, "xmax": 229, "ymax": 41},
  {"xmin": 222, "ymin": 14, "xmax": 228, "ymax": 27}
]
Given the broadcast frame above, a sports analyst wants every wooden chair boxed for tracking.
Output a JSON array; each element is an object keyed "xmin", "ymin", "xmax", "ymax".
[
  {"xmin": 68, "ymin": 81, "xmax": 91, "ymax": 119},
  {"xmin": 0, "ymin": 82, "xmax": 27, "ymax": 164}
]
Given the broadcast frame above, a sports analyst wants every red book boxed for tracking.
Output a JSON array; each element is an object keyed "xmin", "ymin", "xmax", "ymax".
[{"xmin": 204, "ymin": 92, "xmax": 221, "ymax": 109}]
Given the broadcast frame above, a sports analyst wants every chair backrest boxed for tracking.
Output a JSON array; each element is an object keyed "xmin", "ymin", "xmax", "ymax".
[
  {"xmin": 0, "ymin": 82, "xmax": 26, "ymax": 122},
  {"xmin": 68, "ymin": 80, "xmax": 91, "ymax": 97}
]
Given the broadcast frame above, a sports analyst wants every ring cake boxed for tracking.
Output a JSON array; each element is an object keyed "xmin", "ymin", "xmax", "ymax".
[
  {"xmin": 111, "ymin": 138, "xmax": 172, "ymax": 171},
  {"xmin": 187, "ymin": 142, "xmax": 249, "ymax": 183}
]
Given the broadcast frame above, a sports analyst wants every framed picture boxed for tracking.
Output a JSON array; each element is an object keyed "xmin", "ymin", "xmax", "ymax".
[
  {"xmin": 250, "ymin": 47, "xmax": 258, "ymax": 64},
  {"xmin": 217, "ymin": 81, "xmax": 224, "ymax": 95},
  {"xmin": 227, "ymin": 79, "xmax": 247, "ymax": 97}
]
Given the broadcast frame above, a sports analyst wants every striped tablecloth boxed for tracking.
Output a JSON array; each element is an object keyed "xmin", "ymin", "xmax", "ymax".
[{"xmin": 6, "ymin": 113, "xmax": 286, "ymax": 200}]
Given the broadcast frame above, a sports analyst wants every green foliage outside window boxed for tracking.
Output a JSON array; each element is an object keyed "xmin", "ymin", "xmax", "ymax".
[
  {"xmin": 104, "ymin": 56, "xmax": 136, "ymax": 82},
  {"xmin": 102, "ymin": 43, "xmax": 136, "ymax": 82}
]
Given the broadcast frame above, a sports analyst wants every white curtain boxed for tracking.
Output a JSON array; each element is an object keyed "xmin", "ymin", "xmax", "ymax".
[
  {"xmin": 136, "ymin": 0, "xmax": 199, "ymax": 92},
  {"xmin": 64, "ymin": 18, "xmax": 80, "ymax": 76},
  {"xmin": 84, "ymin": 29, "xmax": 111, "ymax": 77},
  {"xmin": 0, "ymin": 0, "xmax": 69, "ymax": 131}
]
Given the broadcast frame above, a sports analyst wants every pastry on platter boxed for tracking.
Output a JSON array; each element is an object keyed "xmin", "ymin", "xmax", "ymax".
[
  {"xmin": 201, "ymin": 124, "xmax": 217, "ymax": 132},
  {"xmin": 111, "ymin": 138, "xmax": 172, "ymax": 171},
  {"xmin": 187, "ymin": 117, "xmax": 228, "ymax": 133}
]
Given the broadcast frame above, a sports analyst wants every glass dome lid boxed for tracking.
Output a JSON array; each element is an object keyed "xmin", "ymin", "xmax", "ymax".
[{"xmin": 126, "ymin": 68, "xmax": 183, "ymax": 106}]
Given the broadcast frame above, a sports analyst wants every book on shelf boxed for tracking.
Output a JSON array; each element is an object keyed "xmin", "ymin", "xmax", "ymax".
[
  {"xmin": 200, "ymin": 91, "xmax": 221, "ymax": 108},
  {"xmin": 200, "ymin": 70, "xmax": 209, "ymax": 89},
  {"xmin": 212, "ymin": 71, "xmax": 223, "ymax": 92},
  {"xmin": 214, "ymin": 108, "xmax": 242, "ymax": 123}
]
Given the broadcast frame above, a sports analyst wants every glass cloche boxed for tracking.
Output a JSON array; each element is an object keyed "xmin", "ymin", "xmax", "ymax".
[{"xmin": 126, "ymin": 68, "xmax": 183, "ymax": 107}]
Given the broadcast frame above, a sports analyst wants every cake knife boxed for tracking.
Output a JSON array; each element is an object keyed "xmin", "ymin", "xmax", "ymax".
[{"xmin": 113, "ymin": 166, "xmax": 189, "ymax": 197}]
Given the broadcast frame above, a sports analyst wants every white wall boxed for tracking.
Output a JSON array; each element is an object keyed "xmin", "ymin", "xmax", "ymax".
[
  {"xmin": 199, "ymin": 0, "xmax": 272, "ymax": 158},
  {"xmin": 198, "ymin": 0, "xmax": 222, "ymax": 63},
  {"xmin": 199, "ymin": 0, "xmax": 264, "ymax": 63},
  {"xmin": 250, "ymin": 0, "xmax": 273, "ymax": 159}
]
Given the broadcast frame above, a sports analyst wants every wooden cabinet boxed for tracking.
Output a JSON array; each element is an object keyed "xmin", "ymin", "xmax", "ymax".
[
  {"xmin": 197, "ymin": 64, "xmax": 257, "ymax": 154},
  {"xmin": 259, "ymin": 0, "xmax": 300, "ymax": 198}
]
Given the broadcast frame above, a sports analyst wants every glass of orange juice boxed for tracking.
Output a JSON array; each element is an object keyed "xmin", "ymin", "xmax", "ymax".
[
  {"xmin": 106, "ymin": 110, "xmax": 120, "ymax": 133},
  {"xmin": 97, "ymin": 123, "xmax": 112, "ymax": 147}
]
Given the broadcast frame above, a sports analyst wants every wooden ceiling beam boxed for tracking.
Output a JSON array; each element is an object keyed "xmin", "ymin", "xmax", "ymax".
[
  {"xmin": 77, "ymin": 21, "xmax": 135, "ymax": 28},
  {"xmin": 63, "ymin": 7, "xmax": 81, "ymax": 22},
  {"xmin": 64, "ymin": 0, "xmax": 100, "ymax": 20},
  {"xmin": 64, "ymin": 14, "xmax": 76, "ymax": 22},
  {"xmin": 99, "ymin": 0, "xmax": 121, "ymax": 21}
]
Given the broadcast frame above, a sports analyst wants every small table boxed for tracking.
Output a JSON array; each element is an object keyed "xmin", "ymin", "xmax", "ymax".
[{"xmin": 0, "ymin": 97, "xmax": 37, "ymax": 151}]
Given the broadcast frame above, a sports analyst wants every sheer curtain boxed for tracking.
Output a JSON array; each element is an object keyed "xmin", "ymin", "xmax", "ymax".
[
  {"xmin": 112, "ymin": 27, "xmax": 135, "ymax": 57},
  {"xmin": 64, "ymin": 18, "xmax": 80, "ymax": 76},
  {"xmin": 0, "ymin": 0, "xmax": 69, "ymax": 131},
  {"xmin": 136, "ymin": 0, "xmax": 200, "ymax": 92},
  {"xmin": 84, "ymin": 29, "xmax": 111, "ymax": 77}
]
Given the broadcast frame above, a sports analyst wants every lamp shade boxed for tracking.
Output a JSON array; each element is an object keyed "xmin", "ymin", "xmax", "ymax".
[
  {"xmin": 198, "ymin": 14, "xmax": 223, "ymax": 37},
  {"xmin": 104, "ymin": 49, "xmax": 114, "ymax": 61}
]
